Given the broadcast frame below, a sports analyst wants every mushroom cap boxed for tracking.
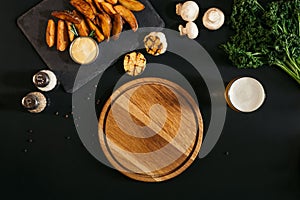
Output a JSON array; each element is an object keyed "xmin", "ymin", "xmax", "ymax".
[
  {"xmin": 176, "ymin": 1, "xmax": 199, "ymax": 22},
  {"xmin": 186, "ymin": 22, "xmax": 198, "ymax": 39},
  {"xmin": 202, "ymin": 8, "xmax": 225, "ymax": 30},
  {"xmin": 179, "ymin": 22, "xmax": 198, "ymax": 39}
]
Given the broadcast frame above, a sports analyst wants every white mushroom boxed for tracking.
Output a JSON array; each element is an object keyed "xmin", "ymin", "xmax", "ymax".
[
  {"xmin": 202, "ymin": 8, "xmax": 225, "ymax": 30},
  {"xmin": 176, "ymin": 1, "xmax": 199, "ymax": 22},
  {"xmin": 178, "ymin": 21, "xmax": 199, "ymax": 39}
]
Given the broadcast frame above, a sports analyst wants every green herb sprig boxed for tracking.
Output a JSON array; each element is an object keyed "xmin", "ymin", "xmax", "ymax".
[
  {"xmin": 70, "ymin": 24, "xmax": 79, "ymax": 37},
  {"xmin": 88, "ymin": 30, "xmax": 95, "ymax": 38},
  {"xmin": 69, "ymin": 24, "xmax": 96, "ymax": 40}
]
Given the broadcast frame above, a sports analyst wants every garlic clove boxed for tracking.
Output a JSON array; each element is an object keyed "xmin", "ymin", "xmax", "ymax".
[
  {"xmin": 176, "ymin": 1, "xmax": 199, "ymax": 22},
  {"xmin": 178, "ymin": 25, "xmax": 186, "ymax": 36},
  {"xmin": 178, "ymin": 21, "xmax": 198, "ymax": 39},
  {"xmin": 202, "ymin": 8, "xmax": 225, "ymax": 30}
]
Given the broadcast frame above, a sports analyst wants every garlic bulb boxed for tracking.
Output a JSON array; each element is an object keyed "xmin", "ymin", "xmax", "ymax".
[
  {"xmin": 176, "ymin": 1, "xmax": 199, "ymax": 22},
  {"xmin": 124, "ymin": 52, "xmax": 147, "ymax": 76},
  {"xmin": 179, "ymin": 21, "xmax": 199, "ymax": 39},
  {"xmin": 144, "ymin": 32, "xmax": 168, "ymax": 56},
  {"xmin": 202, "ymin": 8, "xmax": 225, "ymax": 30}
]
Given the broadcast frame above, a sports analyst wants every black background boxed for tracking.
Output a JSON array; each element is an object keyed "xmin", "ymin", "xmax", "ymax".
[{"xmin": 1, "ymin": 0, "xmax": 300, "ymax": 199}]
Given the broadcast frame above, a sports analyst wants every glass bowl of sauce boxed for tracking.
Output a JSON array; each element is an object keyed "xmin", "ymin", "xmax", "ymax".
[{"xmin": 69, "ymin": 36, "xmax": 99, "ymax": 65}]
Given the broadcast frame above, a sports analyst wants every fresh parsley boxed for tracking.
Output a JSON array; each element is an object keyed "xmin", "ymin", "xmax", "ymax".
[{"xmin": 221, "ymin": 0, "xmax": 300, "ymax": 84}]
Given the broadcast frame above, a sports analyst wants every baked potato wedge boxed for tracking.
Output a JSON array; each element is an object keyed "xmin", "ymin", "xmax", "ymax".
[
  {"xmin": 112, "ymin": 14, "xmax": 123, "ymax": 40},
  {"xmin": 114, "ymin": 5, "xmax": 138, "ymax": 31},
  {"xmin": 100, "ymin": 2, "xmax": 117, "ymax": 16},
  {"xmin": 105, "ymin": 0, "xmax": 118, "ymax": 5},
  {"xmin": 70, "ymin": 0, "xmax": 95, "ymax": 20},
  {"xmin": 75, "ymin": 20, "xmax": 90, "ymax": 36},
  {"xmin": 46, "ymin": 19, "xmax": 56, "ymax": 47},
  {"xmin": 56, "ymin": 20, "xmax": 69, "ymax": 51},
  {"xmin": 93, "ymin": 0, "xmax": 105, "ymax": 13},
  {"xmin": 96, "ymin": 13, "xmax": 112, "ymax": 40},
  {"xmin": 85, "ymin": 0, "xmax": 98, "ymax": 14},
  {"xmin": 118, "ymin": 0, "xmax": 145, "ymax": 11},
  {"xmin": 73, "ymin": 10, "xmax": 90, "ymax": 37},
  {"xmin": 51, "ymin": 10, "xmax": 82, "ymax": 24},
  {"xmin": 86, "ymin": 18, "xmax": 105, "ymax": 42}
]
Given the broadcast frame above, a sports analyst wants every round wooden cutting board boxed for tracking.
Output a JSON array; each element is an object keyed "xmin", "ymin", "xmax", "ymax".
[{"xmin": 98, "ymin": 78, "xmax": 203, "ymax": 182}]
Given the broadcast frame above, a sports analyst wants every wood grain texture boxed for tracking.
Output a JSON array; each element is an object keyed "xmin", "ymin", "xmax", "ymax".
[{"xmin": 98, "ymin": 78, "xmax": 203, "ymax": 182}]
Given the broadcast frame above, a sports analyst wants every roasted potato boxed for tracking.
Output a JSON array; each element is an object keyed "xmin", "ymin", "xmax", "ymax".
[
  {"xmin": 85, "ymin": 0, "xmax": 98, "ymax": 14},
  {"xmin": 46, "ymin": 19, "xmax": 56, "ymax": 47},
  {"xmin": 70, "ymin": 0, "xmax": 95, "ymax": 20},
  {"xmin": 86, "ymin": 18, "xmax": 105, "ymax": 42},
  {"xmin": 112, "ymin": 14, "xmax": 123, "ymax": 40},
  {"xmin": 75, "ymin": 20, "xmax": 90, "ymax": 37},
  {"xmin": 93, "ymin": 0, "xmax": 105, "ymax": 13},
  {"xmin": 56, "ymin": 20, "xmax": 69, "ymax": 51},
  {"xmin": 51, "ymin": 10, "xmax": 82, "ymax": 24},
  {"xmin": 118, "ymin": 0, "xmax": 145, "ymax": 11},
  {"xmin": 72, "ymin": 10, "xmax": 90, "ymax": 36},
  {"xmin": 46, "ymin": 0, "xmax": 145, "ymax": 51},
  {"xmin": 105, "ymin": 0, "xmax": 118, "ymax": 5},
  {"xmin": 100, "ymin": 2, "xmax": 117, "ymax": 16},
  {"xmin": 114, "ymin": 5, "xmax": 138, "ymax": 31},
  {"xmin": 96, "ymin": 13, "xmax": 112, "ymax": 40}
]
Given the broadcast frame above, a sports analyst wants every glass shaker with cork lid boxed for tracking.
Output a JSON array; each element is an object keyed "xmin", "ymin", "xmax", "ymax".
[{"xmin": 21, "ymin": 92, "xmax": 49, "ymax": 113}]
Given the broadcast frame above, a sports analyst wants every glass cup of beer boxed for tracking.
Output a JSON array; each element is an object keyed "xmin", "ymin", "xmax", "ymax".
[{"xmin": 225, "ymin": 77, "xmax": 266, "ymax": 112}]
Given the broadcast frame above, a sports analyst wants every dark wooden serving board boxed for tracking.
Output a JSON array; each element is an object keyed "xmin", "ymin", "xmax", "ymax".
[
  {"xmin": 17, "ymin": 0, "xmax": 165, "ymax": 93},
  {"xmin": 98, "ymin": 78, "xmax": 203, "ymax": 182}
]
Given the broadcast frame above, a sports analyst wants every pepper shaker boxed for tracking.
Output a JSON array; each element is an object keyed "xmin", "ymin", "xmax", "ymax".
[
  {"xmin": 21, "ymin": 92, "xmax": 48, "ymax": 113},
  {"xmin": 33, "ymin": 69, "xmax": 58, "ymax": 92}
]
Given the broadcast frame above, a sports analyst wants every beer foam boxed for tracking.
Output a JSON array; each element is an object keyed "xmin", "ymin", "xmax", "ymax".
[{"xmin": 228, "ymin": 77, "xmax": 265, "ymax": 112}]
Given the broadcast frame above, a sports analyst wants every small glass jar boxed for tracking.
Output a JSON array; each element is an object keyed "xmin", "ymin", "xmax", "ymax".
[
  {"xmin": 225, "ymin": 77, "xmax": 266, "ymax": 112},
  {"xmin": 33, "ymin": 69, "xmax": 58, "ymax": 92},
  {"xmin": 69, "ymin": 36, "xmax": 99, "ymax": 65},
  {"xmin": 21, "ymin": 92, "xmax": 48, "ymax": 113}
]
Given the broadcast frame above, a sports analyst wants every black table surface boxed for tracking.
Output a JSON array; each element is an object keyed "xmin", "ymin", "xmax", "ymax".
[{"xmin": 1, "ymin": 0, "xmax": 300, "ymax": 199}]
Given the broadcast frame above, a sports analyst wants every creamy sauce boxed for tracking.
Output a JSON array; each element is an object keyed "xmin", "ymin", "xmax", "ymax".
[
  {"xmin": 69, "ymin": 37, "xmax": 99, "ymax": 65},
  {"xmin": 227, "ymin": 77, "xmax": 265, "ymax": 112}
]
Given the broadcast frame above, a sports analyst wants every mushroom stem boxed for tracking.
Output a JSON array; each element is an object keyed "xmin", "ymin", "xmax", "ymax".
[
  {"xmin": 176, "ymin": 3, "xmax": 183, "ymax": 16},
  {"xmin": 178, "ymin": 25, "xmax": 187, "ymax": 36},
  {"xmin": 178, "ymin": 22, "xmax": 198, "ymax": 39}
]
